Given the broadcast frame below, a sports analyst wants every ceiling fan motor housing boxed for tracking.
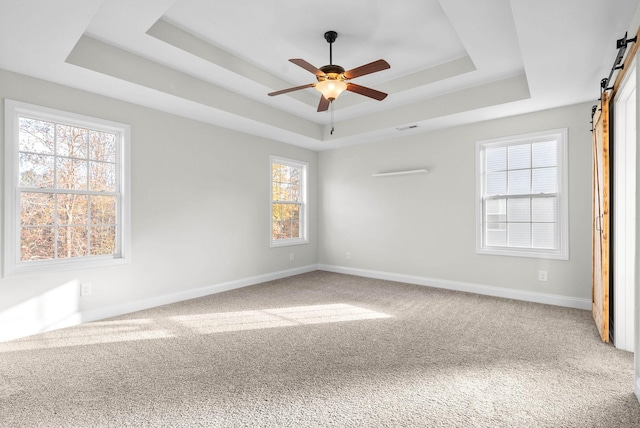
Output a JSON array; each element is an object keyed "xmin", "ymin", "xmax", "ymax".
[{"xmin": 318, "ymin": 65, "xmax": 346, "ymax": 81}]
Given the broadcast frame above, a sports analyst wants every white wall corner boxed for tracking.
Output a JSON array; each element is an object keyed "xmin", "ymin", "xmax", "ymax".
[
  {"xmin": 80, "ymin": 264, "xmax": 319, "ymax": 324},
  {"xmin": 1, "ymin": 265, "xmax": 318, "ymax": 343},
  {"xmin": 317, "ymin": 264, "xmax": 591, "ymax": 310}
]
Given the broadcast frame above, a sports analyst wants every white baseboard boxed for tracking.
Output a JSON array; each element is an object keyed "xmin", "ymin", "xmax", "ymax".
[
  {"xmin": 80, "ymin": 264, "xmax": 318, "ymax": 323},
  {"xmin": 317, "ymin": 264, "xmax": 592, "ymax": 310},
  {"xmin": 2, "ymin": 263, "xmax": 592, "ymax": 343},
  {"xmin": 0, "ymin": 265, "xmax": 317, "ymax": 342}
]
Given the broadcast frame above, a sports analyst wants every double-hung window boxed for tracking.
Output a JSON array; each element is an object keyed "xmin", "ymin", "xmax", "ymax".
[
  {"xmin": 4, "ymin": 100, "xmax": 131, "ymax": 275},
  {"xmin": 476, "ymin": 128, "xmax": 568, "ymax": 259},
  {"xmin": 270, "ymin": 156, "xmax": 308, "ymax": 247}
]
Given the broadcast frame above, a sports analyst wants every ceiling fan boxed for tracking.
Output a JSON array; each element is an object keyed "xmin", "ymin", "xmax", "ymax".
[{"xmin": 268, "ymin": 31, "xmax": 390, "ymax": 112}]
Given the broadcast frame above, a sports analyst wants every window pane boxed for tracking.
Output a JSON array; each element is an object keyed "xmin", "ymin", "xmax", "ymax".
[
  {"xmin": 57, "ymin": 194, "xmax": 88, "ymax": 225},
  {"xmin": 91, "ymin": 226, "xmax": 117, "ymax": 255},
  {"xmin": 508, "ymin": 223, "xmax": 531, "ymax": 247},
  {"xmin": 508, "ymin": 170, "xmax": 530, "ymax": 194},
  {"xmin": 275, "ymin": 183, "xmax": 290, "ymax": 201},
  {"xmin": 532, "ymin": 167, "xmax": 557, "ymax": 193},
  {"xmin": 56, "ymin": 158, "xmax": 88, "ymax": 190},
  {"xmin": 272, "ymin": 203, "xmax": 300, "ymax": 239},
  {"xmin": 91, "ymin": 195, "xmax": 117, "ymax": 225},
  {"xmin": 272, "ymin": 204, "xmax": 284, "ymax": 240},
  {"xmin": 89, "ymin": 161, "xmax": 116, "ymax": 192},
  {"xmin": 19, "ymin": 118, "xmax": 54, "ymax": 154},
  {"xmin": 21, "ymin": 192, "xmax": 54, "ymax": 226},
  {"xmin": 19, "ymin": 153, "xmax": 55, "ymax": 188},
  {"xmin": 21, "ymin": 227, "xmax": 55, "ymax": 261},
  {"xmin": 89, "ymin": 131, "xmax": 117, "ymax": 162},
  {"xmin": 9, "ymin": 103, "xmax": 128, "ymax": 270},
  {"xmin": 56, "ymin": 124, "xmax": 87, "ymax": 159},
  {"xmin": 532, "ymin": 141, "xmax": 557, "ymax": 168},
  {"xmin": 508, "ymin": 144, "xmax": 531, "ymax": 170},
  {"xmin": 486, "ymin": 147, "xmax": 506, "ymax": 172},
  {"xmin": 507, "ymin": 198, "xmax": 530, "ymax": 222},
  {"xmin": 58, "ymin": 226, "xmax": 88, "ymax": 258},
  {"xmin": 532, "ymin": 223, "xmax": 557, "ymax": 249},
  {"xmin": 485, "ymin": 223, "xmax": 506, "ymax": 246},
  {"xmin": 271, "ymin": 158, "xmax": 306, "ymax": 244},
  {"xmin": 485, "ymin": 198, "xmax": 506, "ymax": 222},
  {"xmin": 272, "ymin": 164, "xmax": 301, "ymax": 202},
  {"xmin": 532, "ymin": 197, "xmax": 557, "ymax": 222},
  {"xmin": 486, "ymin": 172, "xmax": 506, "ymax": 195},
  {"xmin": 281, "ymin": 204, "xmax": 300, "ymax": 227}
]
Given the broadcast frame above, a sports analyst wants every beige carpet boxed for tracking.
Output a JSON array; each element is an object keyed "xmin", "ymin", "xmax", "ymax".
[{"xmin": 0, "ymin": 271, "xmax": 638, "ymax": 427}]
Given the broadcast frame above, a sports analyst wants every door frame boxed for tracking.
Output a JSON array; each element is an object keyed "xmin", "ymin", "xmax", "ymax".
[{"xmin": 614, "ymin": 59, "xmax": 637, "ymax": 352}]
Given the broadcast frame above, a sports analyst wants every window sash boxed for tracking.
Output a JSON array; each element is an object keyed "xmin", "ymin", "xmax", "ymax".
[
  {"xmin": 4, "ymin": 99, "xmax": 131, "ymax": 275},
  {"xmin": 476, "ymin": 128, "xmax": 568, "ymax": 260},
  {"xmin": 270, "ymin": 156, "xmax": 308, "ymax": 247}
]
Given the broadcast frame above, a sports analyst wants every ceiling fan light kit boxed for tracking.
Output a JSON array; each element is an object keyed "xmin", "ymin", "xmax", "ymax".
[
  {"xmin": 268, "ymin": 30, "xmax": 390, "ymax": 130},
  {"xmin": 315, "ymin": 78, "xmax": 347, "ymax": 101}
]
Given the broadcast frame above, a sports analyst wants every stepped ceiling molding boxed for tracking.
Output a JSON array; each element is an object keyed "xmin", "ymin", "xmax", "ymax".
[{"xmin": 0, "ymin": 0, "xmax": 637, "ymax": 150}]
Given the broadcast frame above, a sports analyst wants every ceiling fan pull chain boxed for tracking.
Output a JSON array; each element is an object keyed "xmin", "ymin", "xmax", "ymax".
[{"xmin": 330, "ymin": 101, "xmax": 335, "ymax": 135}]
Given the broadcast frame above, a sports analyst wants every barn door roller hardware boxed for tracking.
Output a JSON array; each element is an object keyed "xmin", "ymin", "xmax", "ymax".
[
  {"xmin": 591, "ymin": 32, "xmax": 637, "ymax": 132},
  {"xmin": 601, "ymin": 32, "xmax": 637, "ymax": 93}
]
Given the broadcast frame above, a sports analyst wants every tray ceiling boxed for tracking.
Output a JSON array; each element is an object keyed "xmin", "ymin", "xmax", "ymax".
[{"xmin": 0, "ymin": 0, "xmax": 637, "ymax": 150}]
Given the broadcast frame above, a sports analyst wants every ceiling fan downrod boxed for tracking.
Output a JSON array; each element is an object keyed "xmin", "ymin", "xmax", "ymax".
[{"xmin": 324, "ymin": 31, "xmax": 338, "ymax": 65}]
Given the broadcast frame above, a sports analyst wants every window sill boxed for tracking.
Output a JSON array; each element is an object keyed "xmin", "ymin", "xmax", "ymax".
[
  {"xmin": 270, "ymin": 239, "xmax": 309, "ymax": 248},
  {"xmin": 4, "ymin": 255, "xmax": 131, "ymax": 277},
  {"xmin": 477, "ymin": 247, "xmax": 568, "ymax": 260}
]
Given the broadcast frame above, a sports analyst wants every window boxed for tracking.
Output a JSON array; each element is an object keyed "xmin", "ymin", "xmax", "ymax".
[
  {"xmin": 4, "ymin": 99, "xmax": 131, "ymax": 275},
  {"xmin": 270, "ymin": 156, "xmax": 308, "ymax": 247},
  {"xmin": 476, "ymin": 128, "xmax": 568, "ymax": 259}
]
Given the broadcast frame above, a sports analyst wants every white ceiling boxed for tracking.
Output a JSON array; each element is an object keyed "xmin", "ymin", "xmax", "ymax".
[{"xmin": 0, "ymin": 0, "xmax": 638, "ymax": 151}]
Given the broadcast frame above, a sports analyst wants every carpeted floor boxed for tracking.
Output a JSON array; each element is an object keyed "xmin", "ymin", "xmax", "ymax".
[{"xmin": 0, "ymin": 271, "xmax": 638, "ymax": 427}]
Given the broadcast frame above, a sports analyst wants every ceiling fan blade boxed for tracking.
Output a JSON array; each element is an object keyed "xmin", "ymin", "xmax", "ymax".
[
  {"xmin": 290, "ymin": 59, "xmax": 325, "ymax": 76},
  {"xmin": 268, "ymin": 83, "xmax": 315, "ymax": 96},
  {"xmin": 346, "ymin": 83, "xmax": 388, "ymax": 101},
  {"xmin": 317, "ymin": 95, "xmax": 330, "ymax": 112},
  {"xmin": 343, "ymin": 59, "xmax": 390, "ymax": 79}
]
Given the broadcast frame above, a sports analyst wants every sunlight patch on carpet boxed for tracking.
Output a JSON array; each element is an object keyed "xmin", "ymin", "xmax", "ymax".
[
  {"xmin": 0, "ymin": 319, "xmax": 172, "ymax": 352},
  {"xmin": 169, "ymin": 303, "xmax": 393, "ymax": 334}
]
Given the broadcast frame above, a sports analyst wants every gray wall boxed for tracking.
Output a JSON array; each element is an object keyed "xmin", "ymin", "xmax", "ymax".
[
  {"xmin": 0, "ymin": 68, "xmax": 594, "ymax": 342},
  {"xmin": 318, "ymin": 102, "xmax": 592, "ymax": 300},
  {"xmin": 0, "ymin": 70, "xmax": 318, "ymax": 339}
]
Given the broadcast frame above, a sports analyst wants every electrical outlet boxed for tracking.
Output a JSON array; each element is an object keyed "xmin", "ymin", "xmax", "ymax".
[
  {"xmin": 80, "ymin": 282, "xmax": 92, "ymax": 296},
  {"xmin": 538, "ymin": 271, "xmax": 548, "ymax": 282},
  {"xmin": 346, "ymin": 252, "xmax": 351, "ymax": 260},
  {"xmin": 289, "ymin": 253, "xmax": 294, "ymax": 261}
]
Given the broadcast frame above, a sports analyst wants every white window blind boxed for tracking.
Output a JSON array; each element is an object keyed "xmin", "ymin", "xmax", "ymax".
[{"xmin": 476, "ymin": 129, "xmax": 568, "ymax": 259}]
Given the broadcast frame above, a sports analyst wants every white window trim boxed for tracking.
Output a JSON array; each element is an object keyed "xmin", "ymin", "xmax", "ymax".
[
  {"xmin": 4, "ymin": 99, "xmax": 132, "ymax": 276},
  {"xmin": 475, "ymin": 128, "xmax": 569, "ymax": 260},
  {"xmin": 270, "ymin": 155, "xmax": 308, "ymax": 248}
]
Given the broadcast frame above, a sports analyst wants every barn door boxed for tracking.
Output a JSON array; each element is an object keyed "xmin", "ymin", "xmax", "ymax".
[{"xmin": 592, "ymin": 92, "xmax": 610, "ymax": 342}]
